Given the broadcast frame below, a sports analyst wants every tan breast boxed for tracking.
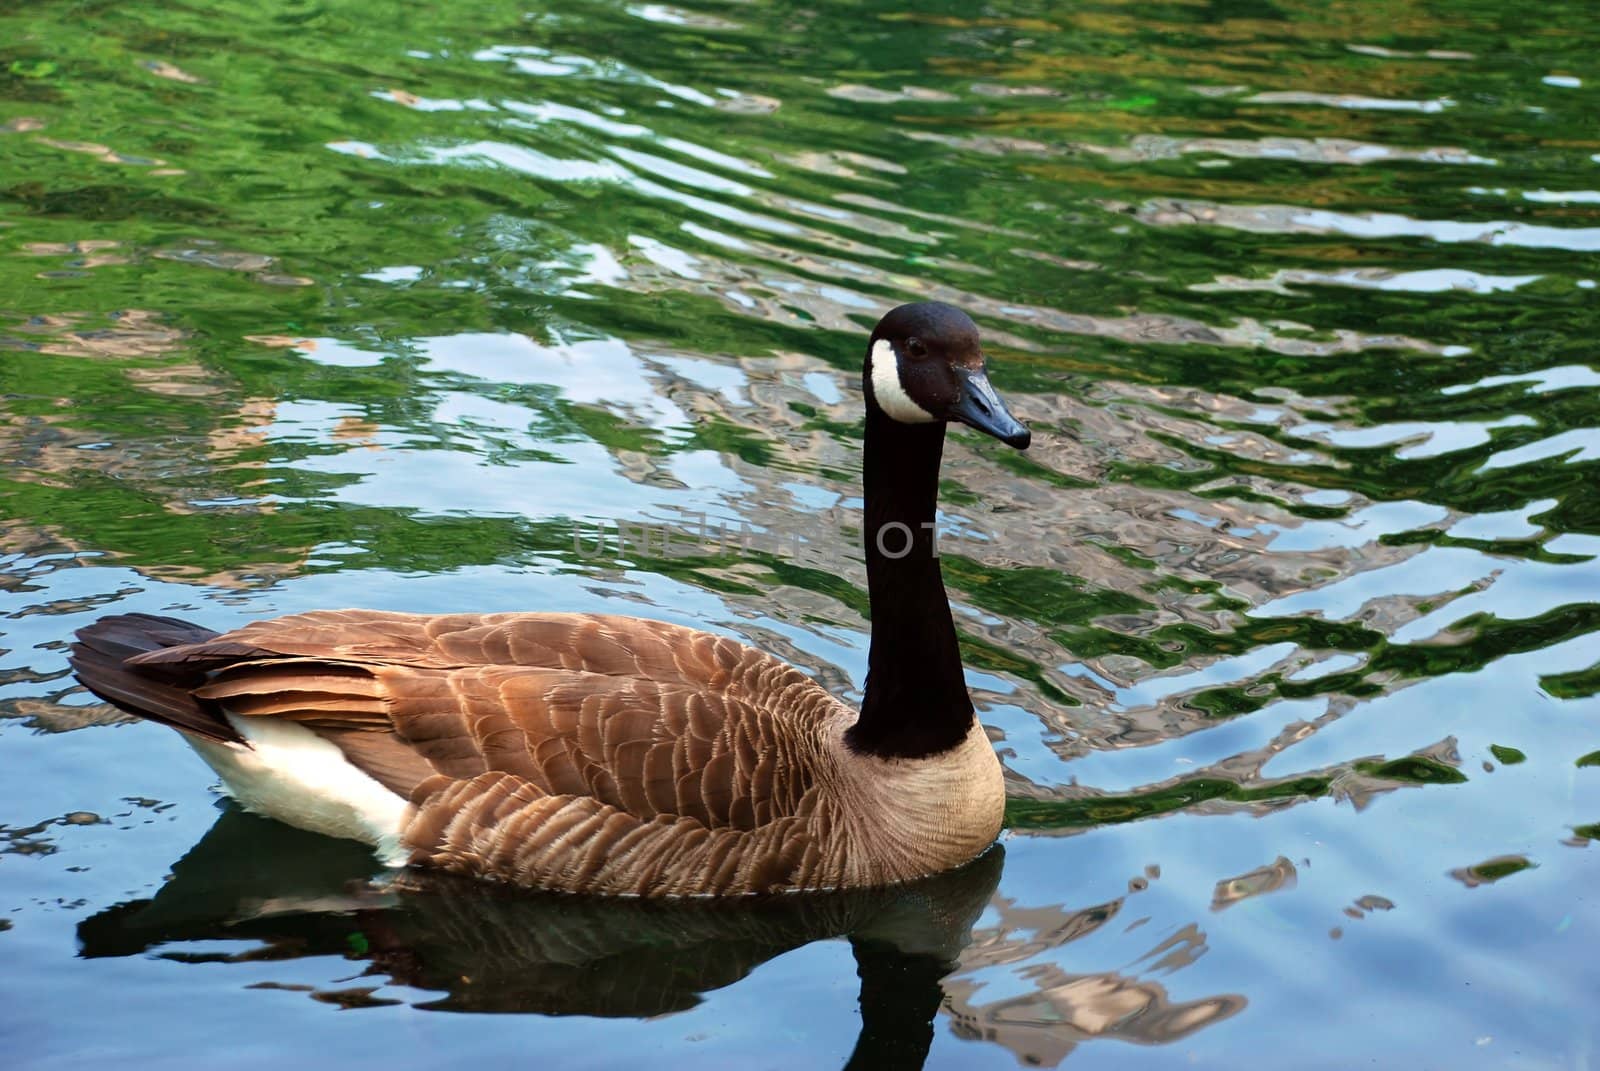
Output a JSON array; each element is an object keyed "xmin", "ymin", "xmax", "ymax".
[{"xmin": 820, "ymin": 716, "xmax": 1007, "ymax": 888}]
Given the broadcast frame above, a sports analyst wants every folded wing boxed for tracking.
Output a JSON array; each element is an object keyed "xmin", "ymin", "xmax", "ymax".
[{"xmin": 126, "ymin": 610, "xmax": 840, "ymax": 829}]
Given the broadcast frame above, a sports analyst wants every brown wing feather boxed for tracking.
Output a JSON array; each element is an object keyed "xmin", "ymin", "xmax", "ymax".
[
  {"xmin": 143, "ymin": 611, "xmax": 844, "ymax": 833},
  {"xmin": 366, "ymin": 662, "xmax": 824, "ymax": 829}
]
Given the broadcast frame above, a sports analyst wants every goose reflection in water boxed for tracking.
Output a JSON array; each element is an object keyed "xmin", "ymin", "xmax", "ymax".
[{"xmin": 78, "ymin": 807, "xmax": 1243, "ymax": 1067}]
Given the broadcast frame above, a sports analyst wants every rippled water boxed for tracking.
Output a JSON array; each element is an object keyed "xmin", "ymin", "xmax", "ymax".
[{"xmin": 3, "ymin": 1, "xmax": 1598, "ymax": 1067}]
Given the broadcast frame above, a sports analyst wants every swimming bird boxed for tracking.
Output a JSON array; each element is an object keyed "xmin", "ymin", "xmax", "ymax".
[{"xmin": 69, "ymin": 301, "xmax": 1032, "ymax": 897}]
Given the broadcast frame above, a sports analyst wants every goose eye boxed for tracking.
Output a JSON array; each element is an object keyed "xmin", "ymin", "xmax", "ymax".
[{"xmin": 904, "ymin": 337, "xmax": 928, "ymax": 360}]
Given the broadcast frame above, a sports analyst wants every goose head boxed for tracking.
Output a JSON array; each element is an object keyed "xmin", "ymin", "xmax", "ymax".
[{"xmin": 865, "ymin": 302, "xmax": 1031, "ymax": 449}]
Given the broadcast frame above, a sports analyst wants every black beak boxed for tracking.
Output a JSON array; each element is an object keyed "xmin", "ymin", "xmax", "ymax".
[{"xmin": 950, "ymin": 365, "xmax": 1030, "ymax": 449}]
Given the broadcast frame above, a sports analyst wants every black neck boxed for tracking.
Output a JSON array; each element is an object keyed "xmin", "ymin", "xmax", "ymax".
[{"xmin": 845, "ymin": 407, "xmax": 975, "ymax": 760}]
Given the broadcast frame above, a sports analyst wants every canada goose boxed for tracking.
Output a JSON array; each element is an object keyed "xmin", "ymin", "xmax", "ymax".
[{"xmin": 69, "ymin": 301, "xmax": 1032, "ymax": 897}]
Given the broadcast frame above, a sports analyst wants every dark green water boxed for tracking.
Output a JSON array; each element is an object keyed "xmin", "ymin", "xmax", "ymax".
[{"xmin": 3, "ymin": 0, "xmax": 1598, "ymax": 1066}]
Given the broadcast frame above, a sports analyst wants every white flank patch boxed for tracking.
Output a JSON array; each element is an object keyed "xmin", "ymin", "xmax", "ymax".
[
  {"xmin": 189, "ymin": 715, "xmax": 409, "ymax": 866},
  {"xmin": 869, "ymin": 338, "xmax": 936, "ymax": 423}
]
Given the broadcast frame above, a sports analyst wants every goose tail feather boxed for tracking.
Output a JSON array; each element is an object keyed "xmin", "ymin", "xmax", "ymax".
[{"xmin": 69, "ymin": 613, "xmax": 244, "ymax": 744}]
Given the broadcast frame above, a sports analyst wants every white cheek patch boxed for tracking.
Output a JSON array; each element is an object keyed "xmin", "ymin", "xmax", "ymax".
[{"xmin": 869, "ymin": 339, "xmax": 937, "ymax": 424}]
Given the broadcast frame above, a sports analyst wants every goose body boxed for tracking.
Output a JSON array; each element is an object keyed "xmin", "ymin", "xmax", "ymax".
[{"xmin": 70, "ymin": 302, "xmax": 1032, "ymax": 897}]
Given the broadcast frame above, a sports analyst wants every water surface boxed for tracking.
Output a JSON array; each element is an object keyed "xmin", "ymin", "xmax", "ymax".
[{"xmin": 2, "ymin": 1, "xmax": 1598, "ymax": 1067}]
